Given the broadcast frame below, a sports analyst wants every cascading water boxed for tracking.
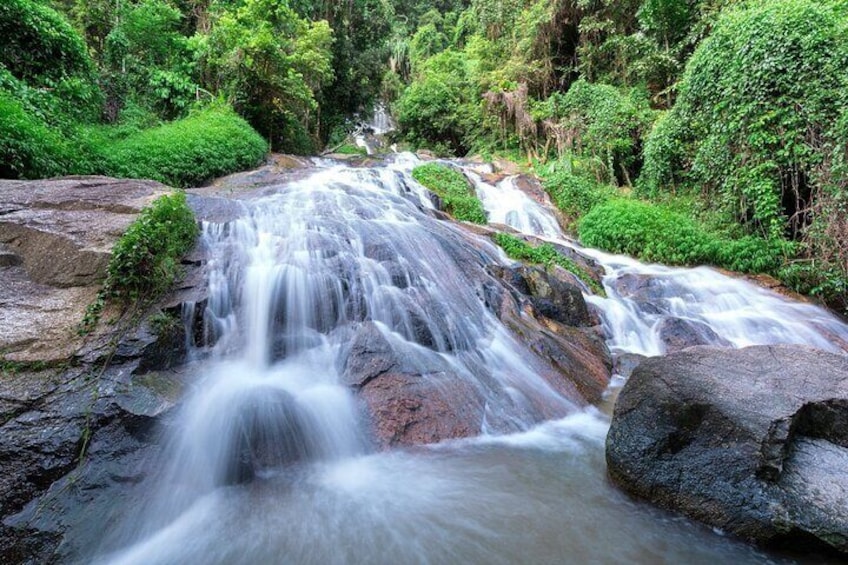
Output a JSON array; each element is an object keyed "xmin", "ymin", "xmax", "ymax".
[{"xmin": 92, "ymin": 155, "xmax": 848, "ymax": 565}]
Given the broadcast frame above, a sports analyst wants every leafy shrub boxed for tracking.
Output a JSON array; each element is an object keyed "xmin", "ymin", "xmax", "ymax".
[
  {"xmin": 0, "ymin": 93, "xmax": 70, "ymax": 178},
  {"xmin": 639, "ymin": 0, "xmax": 848, "ymax": 239},
  {"xmin": 334, "ymin": 143, "xmax": 367, "ymax": 155},
  {"xmin": 492, "ymin": 232, "xmax": 604, "ymax": 295},
  {"xmin": 412, "ymin": 163, "xmax": 487, "ymax": 224},
  {"xmin": 535, "ymin": 81, "xmax": 656, "ymax": 184},
  {"xmin": 0, "ymin": 0, "xmax": 102, "ymax": 121},
  {"xmin": 578, "ymin": 198, "xmax": 794, "ymax": 277},
  {"xmin": 395, "ymin": 50, "xmax": 482, "ymax": 155},
  {"xmin": 94, "ymin": 104, "xmax": 268, "ymax": 187},
  {"xmin": 0, "ymin": 0, "xmax": 96, "ymax": 84},
  {"xmin": 105, "ymin": 191, "xmax": 199, "ymax": 299},
  {"xmin": 542, "ymin": 167, "xmax": 616, "ymax": 220},
  {"xmin": 578, "ymin": 199, "xmax": 716, "ymax": 265}
]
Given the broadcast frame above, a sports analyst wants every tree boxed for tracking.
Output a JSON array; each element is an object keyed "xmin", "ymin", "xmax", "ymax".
[{"xmin": 196, "ymin": 0, "xmax": 333, "ymax": 152}]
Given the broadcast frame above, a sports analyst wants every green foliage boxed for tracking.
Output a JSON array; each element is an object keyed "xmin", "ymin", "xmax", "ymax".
[
  {"xmin": 0, "ymin": 0, "xmax": 96, "ymax": 85},
  {"xmin": 640, "ymin": 0, "xmax": 848, "ymax": 239},
  {"xmin": 411, "ymin": 163, "xmax": 487, "ymax": 224},
  {"xmin": 578, "ymin": 198, "xmax": 793, "ymax": 275},
  {"xmin": 536, "ymin": 81, "xmax": 656, "ymax": 184},
  {"xmin": 89, "ymin": 104, "xmax": 268, "ymax": 188},
  {"xmin": 103, "ymin": 0, "xmax": 197, "ymax": 120},
  {"xmin": 196, "ymin": 0, "xmax": 334, "ymax": 152},
  {"xmin": 579, "ymin": 199, "xmax": 715, "ymax": 265},
  {"xmin": 492, "ymin": 232, "xmax": 605, "ymax": 295},
  {"xmin": 334, "ymin": 143, "xmax": 367, "ymax": 156},
  {"xmin": 105, "ymin": 191, "xmax": 199, "ymax": 300},
  {"xmin": 0, "ymin": 93, "xmax": 70, "ymax": 179},
  {"xmin": 395, "ymin": 50, "xmax": 482, "ymax": 155},
  {"xmin": 0, "ymin": 0, "xmax": 102, "ymax": 123},
  {"xmin": 543, "ymin": 166, "xmax": 617, "ymax": 221}
]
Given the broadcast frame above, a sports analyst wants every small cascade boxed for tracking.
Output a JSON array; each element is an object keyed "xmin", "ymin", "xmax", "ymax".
[
  {"xmin": 469, "ymin": 173, "xmax": 562, "ymax": 238},
  {"xmin": 465, "ymin": 172, "xmax": 848, "ymax": 357},
  {"xmin": 353, "ymin": 104, "xmax": 396, "ymax": 155}
]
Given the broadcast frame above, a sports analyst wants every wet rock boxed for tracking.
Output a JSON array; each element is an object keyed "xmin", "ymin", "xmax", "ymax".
[
  {"xmin": 341, "ymin": 322, "xmax": 487, "ymax": 447},
  {"xmin": 359, "ymin": 372, "xmax": 486, "ymax": 449},
  {"xmin": 490, "ymin": 265, "xmax": 595, "ymax": 328},
  {"xmin": 200, "ymin": 154, "xmax": 314, "ymax": 196},
  {"xmin": 0, "ymin": 177, "xmax": 169, "ymax": 287},
  {"xmin": 509, "ymin": 315, "xmax": 611, "ymax": 405},
  {"xmin": 657, "ymin": 317, "xmax": 731, "ymax": 352},
  {"xmin": 606, "ymin": 345, "xmax": 848, "ymax": 555},
  {"xmin": 0, "ymin": 357, "xmax": 187, "ymax": 560},
  {"xmin": 223, "ymin": 387, "xmax": 312, "ymax": 485},
  {"xmin": 340, "ymin": 322, "xmax": 453, "ymax": 389},
  {"xmin": 521, "ymin": 266, "xmax": 593, "ymax": 327},
  {"xmin": 613, "ymin": 353, "xmax": 646, "ymax": 379}
]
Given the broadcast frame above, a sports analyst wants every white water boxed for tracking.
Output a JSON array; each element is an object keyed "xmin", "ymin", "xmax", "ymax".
[
  {"xmin": 354, "ymin": 104, "xmax": 396, "ymax": 155},
  {"xmin": 93, "ymin": 155, "xmax": 848, "ymax": 564},
  {"xmin": 467, "ymin": 170, "xmax": 848, "ymax": 358}
]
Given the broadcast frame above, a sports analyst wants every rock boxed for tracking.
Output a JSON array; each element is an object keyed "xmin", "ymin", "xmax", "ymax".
[
  {"xmin": 606, "ymin": 345, "xmax": 848, "ymax": 555},
  {"xmin": 489, "ymin": 264, "xmax": 596, "ymax": 328},
  {"xmin": 200, "ymin": 154, "xmax": 314, "ymax": 196},
  {"xmin": 341, "ymin": 322, "xmax": 481, "ymax": 447},
  {"xmin": 521, "ymin": 265, "xmax": 594, "ymax": 327},
  {"xmin": 0, "ymin": 177, "xmax": 173, "ymax": 363},
  {"xmin": 358, "ymin": 372, "xmax": 485, "ymax": 449},
  {"xmin": 656, "ymin": 317, "xmax": 731, "ymax": 352},
  {"xmin": 0, "ymin": 177, "xmax": 169, "ymax": 287},
  {"xmin": 416, "ymin": 150, "xmax": 437, "ymax": 161},
  {"xmin": 492, "ymin": 158, "xmax": 521, "ymax": 175},
  {"xmin": 223, "ymin": 387, "xmax": 312, "ymax": 485},
  {"xmin": 612, "ymin": 353, "xmax": 646, "ymax": 379}
]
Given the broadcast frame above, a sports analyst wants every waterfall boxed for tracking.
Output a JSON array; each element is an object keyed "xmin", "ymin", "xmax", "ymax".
[{"xmin": 93, "ymin": 155, "xmax": 847, "ymax": 565}]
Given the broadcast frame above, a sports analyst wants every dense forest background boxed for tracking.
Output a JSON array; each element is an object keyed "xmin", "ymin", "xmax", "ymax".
[{"xmin": 0, "ymin": 0, "xmax": 846, "ymax": 311}]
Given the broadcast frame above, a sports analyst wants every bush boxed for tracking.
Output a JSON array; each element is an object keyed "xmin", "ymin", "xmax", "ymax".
[
  {"xmin": 535, "ymin": 81, "xmax": 656, "ymax": 185},
  {"xmin": 0, "ymin": 0, "xmax": 102, "ymax": 122},
  {"xmin": 542, "ymin": 167, "xmax": 616, "ymax": 220},
  {"xmin": 0, "ymin": 93, "xmax": 70, "ymax": 178},
  {"xmin": 411, "ymin": 163, "xmax": 487, "ymax": 224},
  {"xmin": 0, "ymin": 0, "xmax": 96, "ymax": 84},
  {"xmin": 105, "ymin": 191, "xmax": 199, "ymax": 299},
  {"xmin": 639, "ymin": 0, "xmax": 848, "ymax": 239},
  {"xmin": 395, "ymin": 50, "xmax": 482, "ymax": 155},
  {"xmin": 94, "ymin": 104, "xmax": 268, "ymax": 187},
  {"xmin": 578, "ymin": 198, "xmax": 794, "ymax": 276},
  {"xmin": 578, "ymin": 199, "xmax": 716, "ymax": 265}
]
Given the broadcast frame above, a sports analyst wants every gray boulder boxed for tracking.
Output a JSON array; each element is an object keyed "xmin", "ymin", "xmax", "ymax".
[{"xmin": 606, "ymin": 345, "xmax": 848, "ymax": 555}]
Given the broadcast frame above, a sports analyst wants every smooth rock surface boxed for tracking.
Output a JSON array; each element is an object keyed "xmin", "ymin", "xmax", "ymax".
[
  {"xmin": 0, "ymin": 177, "xmax": 170, "ymax": 362},
  {"xmin": 606, "ymin": 345, "xmax": 848, "ymax": 555}
]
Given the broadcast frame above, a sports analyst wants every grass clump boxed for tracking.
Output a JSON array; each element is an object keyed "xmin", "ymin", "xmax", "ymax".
[
  {"xmin": 578, "ymin": 199, "xmax": 714, "ymax": 265},
  {"xmin": 105, "ymin": 191, "xmax": 199, "ymax": 300},
  {"xmin": 412, "ymin": 163, "xmax": 487, "ymax": 224},
  {"xmin": 493, "ymin": 232, "xmax": 605, "ymax": 296},
  {"xmin": 333, "ymin": 143, "xmax": 367, "ymax": 155},
  {"xmin": 89, "ymin": 104, "xmax": 268, "ymax": 188}
]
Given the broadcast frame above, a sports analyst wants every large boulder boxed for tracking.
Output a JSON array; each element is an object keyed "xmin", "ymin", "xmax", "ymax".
[
  {"xmin": 0, "ymin": 177, "xmax": 170, "ymax": 363},
  {"xmin": 606, "ymin": 345, "xmax": 848, "ymax": 555}
]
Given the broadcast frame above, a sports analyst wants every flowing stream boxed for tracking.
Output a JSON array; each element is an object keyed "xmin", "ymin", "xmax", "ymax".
[{"xmin": 93, "ymin": 155, "xmax": 848, "ymax": 564}]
